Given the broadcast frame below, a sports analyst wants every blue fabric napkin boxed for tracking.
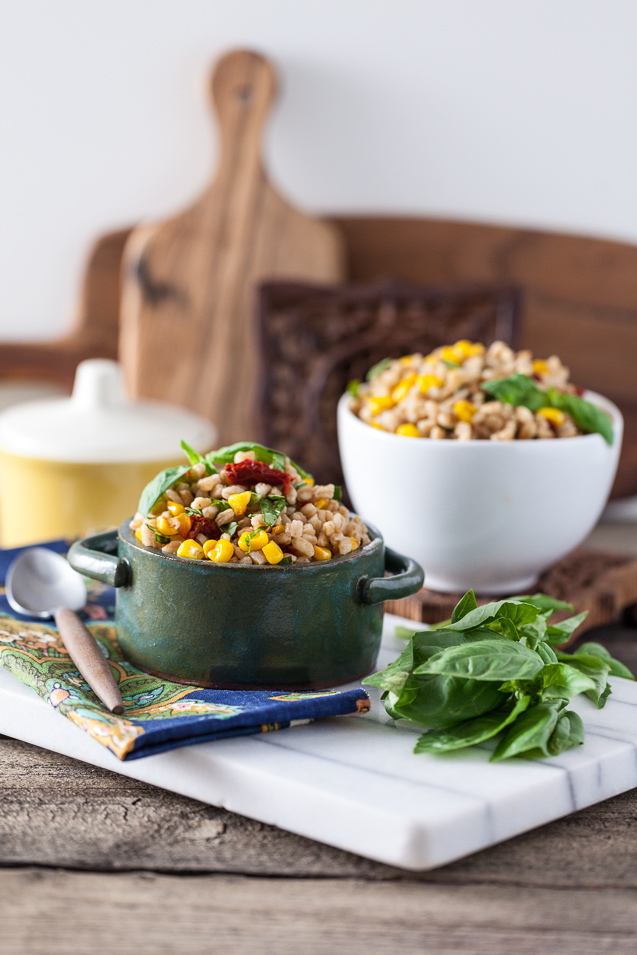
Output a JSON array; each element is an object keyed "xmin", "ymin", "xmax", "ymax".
[{"xmin": 0, "ymin": 540, "xmax": 370, "ymax": 760}]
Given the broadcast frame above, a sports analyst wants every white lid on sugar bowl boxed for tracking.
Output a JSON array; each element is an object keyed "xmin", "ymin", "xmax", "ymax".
[{"xmin": 0, "ymin": 359, "xmax": 217, "ymax": 462}]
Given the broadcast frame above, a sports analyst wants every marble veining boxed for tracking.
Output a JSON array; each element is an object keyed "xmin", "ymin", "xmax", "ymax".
[{"xmin": 0, "ymin": 613, "xmax": 636, "ymax": 871}]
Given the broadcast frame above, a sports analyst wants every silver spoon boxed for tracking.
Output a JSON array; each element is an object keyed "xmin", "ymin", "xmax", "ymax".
[{"xmin": 6, "ymin": 548, "xmax": 124, "ymax": 714}]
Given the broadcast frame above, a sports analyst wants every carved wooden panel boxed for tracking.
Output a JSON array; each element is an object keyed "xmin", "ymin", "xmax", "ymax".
[{"xmin": 257, "ymin": 279, "xmax": 522, "ymax": 489}]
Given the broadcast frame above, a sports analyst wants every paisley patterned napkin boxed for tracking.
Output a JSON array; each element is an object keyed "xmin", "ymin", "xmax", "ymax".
[{"xmin": 0, "ymin": 541, "xmax": 370, "ymax": 760}]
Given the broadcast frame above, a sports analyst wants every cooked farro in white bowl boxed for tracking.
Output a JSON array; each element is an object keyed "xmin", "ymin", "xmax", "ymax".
[{"xmin": 338, "ymin": 341, "xmax": 622, "ymax": 594}]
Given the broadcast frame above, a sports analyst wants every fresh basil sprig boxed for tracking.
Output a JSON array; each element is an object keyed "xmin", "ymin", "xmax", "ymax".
[
  {"xmin": 138, "ymin": 466, "xmax": 191, "ymax": 517},
  {"xmin": 365, "ymin": 590, "xmax": 633, "ymax": 761},
  {"xmin": 180, "ymin": 440, "xmax": 217, "ymax": 475},
  {"xmin": 481, "ymin": 374, "xmax": 613, "ymax": 444}
]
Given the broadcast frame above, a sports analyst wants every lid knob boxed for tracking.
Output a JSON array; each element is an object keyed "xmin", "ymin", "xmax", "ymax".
[{"xmin": 71, "ymin": 360, "xmax": 128, "ymax": 411}]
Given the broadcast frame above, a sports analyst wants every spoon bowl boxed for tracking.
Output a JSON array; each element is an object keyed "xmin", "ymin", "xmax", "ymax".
[
  {"xmin": 6, "ymin": 548, "xmax": 86, "ymax": 617},
  {"xmin": 5, "ymin": 547, "xmax": 123, "ymax": 714}
]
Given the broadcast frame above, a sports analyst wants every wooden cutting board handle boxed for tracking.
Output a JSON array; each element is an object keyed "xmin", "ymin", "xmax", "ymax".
[
  {"xmin": 120, "ymin": 49, "xmax": 345, "ymax": 445},
  {"xmin": 210, "ymin": 49, "xmax": 276, "ymax": 178}
]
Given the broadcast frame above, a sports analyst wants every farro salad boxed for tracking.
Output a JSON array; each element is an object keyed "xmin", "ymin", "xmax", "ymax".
[
  {"xmin": 348, "ymin": 340, "xmax": 614, "ymax": 444},
  {"xmin": 130, "ymin": 441, "xmax": 370, "ymax": 564}
]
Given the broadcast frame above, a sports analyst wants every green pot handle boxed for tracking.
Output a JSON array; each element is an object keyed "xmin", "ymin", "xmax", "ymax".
[
  {"xmin": 68, "ymin": 530, "xmax": 131, "ymax": 588},
  {"xmin": 358, "ymin": 547, "xmax": 424, "ymax": 605}
]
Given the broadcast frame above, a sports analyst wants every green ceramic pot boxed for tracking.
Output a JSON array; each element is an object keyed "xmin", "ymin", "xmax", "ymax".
[{"xmin": 68, "ymin": 520, "xmax": 424, "ymax": 689}]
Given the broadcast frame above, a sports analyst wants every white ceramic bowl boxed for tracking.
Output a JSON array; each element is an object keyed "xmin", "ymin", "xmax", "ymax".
[{"xmin": 337, "ymin": 391, "xmax": 623, "ymax": 594}]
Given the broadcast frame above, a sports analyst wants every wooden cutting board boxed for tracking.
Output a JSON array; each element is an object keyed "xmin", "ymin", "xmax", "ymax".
[{"xmin": 120, "ymin": 50, "xmax": 345, "ymax": 445}]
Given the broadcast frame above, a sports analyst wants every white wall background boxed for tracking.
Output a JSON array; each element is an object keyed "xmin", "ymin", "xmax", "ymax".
[{"xmin": 1, "ymin": 0, "xmax": 637, "ymax": 340}]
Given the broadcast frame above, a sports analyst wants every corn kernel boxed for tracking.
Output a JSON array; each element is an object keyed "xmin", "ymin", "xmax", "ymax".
[
  {"xmin": 315, "ymin": 499, "xmax": 329, "ymax": 509},
  {"xmin": 453, "ymin": 399, "xmax": 478, "ymax": 423},
  {"xmin": 391, "ymin": 373, "xmax": 417, "ymax": 403},
  {"xmin": 228, "ymin": 491, "xmax": 252, "ymax": 516},
  {"xmin": 533, "ymin": 359, "xmax": 549, "ymax": 376},
  {"xmin": 396, "ymin": 423, "xmax": 421, "ymax": 437},
  {"xmin": 369, "ymin": 422, "xmax": 387, "ymax": 431},
  {"xmin": 167, "ymin": 501, "xmax": 185, "ymax": 516},
  {"xmin": 176, "ymin": 513, "xmax": 192, "ymax": 536},
  {"xmin": 349, "ymin": 538, "xmax": 360, "ymax": 551},
  {"xmin": 399, "ymin": 354, "xmax": 415, "ymax": 366},
  {"xmin": 368, "ymin": 395, "xmax": 396, "ymax": 415},
  {"xmin": 313, "ymin": 545, "xmax": 332, "ymax": 561},
  {"xmin": 205, "ymin": 539, "xmax": 234, "ymax": 562},
  {"xmin": 453, "ymin": 339, "xmax": 473, "ymax": 358},
  {"xmin": 262, "ymin": 541, "xmax": 285, "ymax": 564},
  {"xmin": 238, "ymin": 528, "xmax": 269, "ymax": 553},
  {"xmin": 176, "ymin": 540, "xmax": 204, "ymax": 560},
  {"xmin": 135, "ymin": 528, "xmax": 143, "ymax": 541},
  {"xmin": 272, "ymin": 524, "xmax": 285, "ymax": 534},
  {"xmin": 440, "ymin": 346, "xmax": 461, "ymax": 364},
  {"xmin": 467, "ymin": 342, "xmax": 485, "ymax": 357},
  {"xmin": 417, "ymin": 374, "xmax": 443, "ymax": 394},
  {"xmin": 156, "ymin": 515, "xmax": 181, "ymax": 536},
  {"xmin": 304, "ymin": 477, "xmax": 315, "ymax": 487},
  {"xmin": 537, "ymin": 407, "xmax": 565, "ymax": 426}
]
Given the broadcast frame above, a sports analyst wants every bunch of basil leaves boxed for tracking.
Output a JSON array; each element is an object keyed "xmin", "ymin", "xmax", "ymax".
[
  {"xmin": 482, "ymin": 374, "xmax": 613, "ymax": 445},
  {"xmin": 364, "ymin": 591, "xmax": 633, "ymax": 761}
]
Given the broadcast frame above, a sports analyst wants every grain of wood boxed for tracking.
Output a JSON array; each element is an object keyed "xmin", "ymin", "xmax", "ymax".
[
  {"xmin": 1, "ymin": 869, "xmax": 636, "ymax": 955},
  {"xmin": 119, "ymin": 50, "xmax": 345, "ymax": 446},
  {"xmin": 2, "ymin": 725, "xmax": 637, "ymax": 887}
]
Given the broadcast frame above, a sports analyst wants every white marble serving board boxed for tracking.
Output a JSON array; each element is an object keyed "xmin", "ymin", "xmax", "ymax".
[{"xmin": 1, "ymin": 613, "xmax": 636, "ymax": 871}]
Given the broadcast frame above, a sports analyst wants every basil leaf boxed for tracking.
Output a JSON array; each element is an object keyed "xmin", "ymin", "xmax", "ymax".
[
  {"xmin": 180, "ymin": 440, "xmax": 216, "ymax": 474},
  {"xmin": 261, "ymin": 496, "xmax": 287, "ymax": 526},
  {"xmin": 347, "ymin": 379, "xmax": 361, "ymax": 398},
  {"xmin": 279, "ymin": 555, "xmax": 293, "ymax": 565},
  {"xmin": 547, "ymin": 389, "xmax": 614, "ymax": 445},
  {"xmin": 185, "ymin": 506, "xmax": 203, "ymax": 517},
  {"xmin": 491, "ymin": 700, "xmax": 563, "ymax": 761},
  {"xmin": 414, "ymin": 696, "xmax": 531, "ymax": 754},
  {"xmin": 415, "ymin": 639, "xmax": 544, "ymax": 682},
  {"xmin": 555, "ymin": 651, "xmax": 611, "ymax": 708},
  {"xmin": 535, "ymin": 643, "xmax": 558, "ymax": 666},
  {"xmin": 395, "ymin": 625, "xmax": 418, "ymax": 641},
  {"xmin": 224, "ymin": 521, "xmax": 238, "ymax": 538},
  {"xmin": 366, "ymin": 357, "xmax": 392, "ymax": 381},
  {"xmin": 547, "ymin": 710, "xmax": 584, "ymax": 756},
  {"xmin": 138, "ymin": 465, "xmax": 191, "ymax": 516},
  {"xmin": 209, "ymin": 498, "xmax": 231, "ymax": 512},
  {"xmin": 545, "ymin": 611, "xmax": 589, "ymax": 647},
  {"xmin": 511, "ymin": 593, "xmax": 574, "ymax": 614},
  {"xmin": 451, "ymin": 589, "xmax": 477, "ymax": 623},
  {"xmin": 442, "ymin": 359, "xmax": 461, "ymax": 368},
  {"xmin": 333, "ymin": 485, "xmax": 343, "ymax": 501},
  {"xmin": 540, "ymin": 663, "xmax": 597, "ymax": 701},
  {"xmin": 569, "ymin": 642, "xmax": 634, "ymax": 680},
  {"xmin": 445, "ymin": 598, "xmax": 537, "ymax": 632},
  {"xmin": 481, "ymin": 373, "xmax": 547, "ymax": 411},
  {"xmin": 209, "ymin": 442, "xmax": 288, "ymax": 472},
  {"xmin": 145, "ymin": 524, "xmax": 171, "ymax": 545}
]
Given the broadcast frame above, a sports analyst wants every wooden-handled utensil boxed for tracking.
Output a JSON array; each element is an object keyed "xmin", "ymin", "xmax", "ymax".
[{"xmin": 6, "ymin": 548, "xmax": 124, "ymax": 714}]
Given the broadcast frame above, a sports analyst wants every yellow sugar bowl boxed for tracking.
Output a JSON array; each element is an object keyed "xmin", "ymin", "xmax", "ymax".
[{"xmin": 0, "ymin": 359, "xmax": 216, "ymax": 547}]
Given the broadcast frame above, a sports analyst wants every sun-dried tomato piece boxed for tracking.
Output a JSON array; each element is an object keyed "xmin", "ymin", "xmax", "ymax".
[
  {"xmin": 225, "ymin": 460, "xmax": 291, "ymax": 491},
  {"xmin": 186, "ymin": 517, "xmax": 221, "ymax": 540}
]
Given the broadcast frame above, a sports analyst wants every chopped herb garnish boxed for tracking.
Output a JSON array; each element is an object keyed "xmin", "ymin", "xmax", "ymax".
[
  {"xmin": 366, "ymin": 357, "xmax": 392, "ymax": 381},
  {"xmin": 261, "ymin": 495, "xmax": 287, "ymax": 526},
  {"xmin": 144, "ymin": 524, "xmax": 171, "ymax": 545},
  {"xmin": 481, "ymin": 374, "xmax": 614, "ymax": 444},
  {"xmin": 347, "ymin": 379, "xmax": 361, "ymax": 397},
  {"xmin": 180, "ymin": 440, "xmax": 217, "ymax": 474}
]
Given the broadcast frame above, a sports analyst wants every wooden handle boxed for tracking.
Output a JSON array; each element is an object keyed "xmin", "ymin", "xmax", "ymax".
[
  {"xmin": 209, "ymin": 49, "xmax": 277, "ymax": 176},
  {"xmin": 54, "ymin": 607, "xmax": 124, "ymax": 715}
]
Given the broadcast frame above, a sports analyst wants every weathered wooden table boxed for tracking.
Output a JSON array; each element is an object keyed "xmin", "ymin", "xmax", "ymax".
[{"xmin": 1, "ymin": 526, "xmax": 637, "ymax": 955}]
